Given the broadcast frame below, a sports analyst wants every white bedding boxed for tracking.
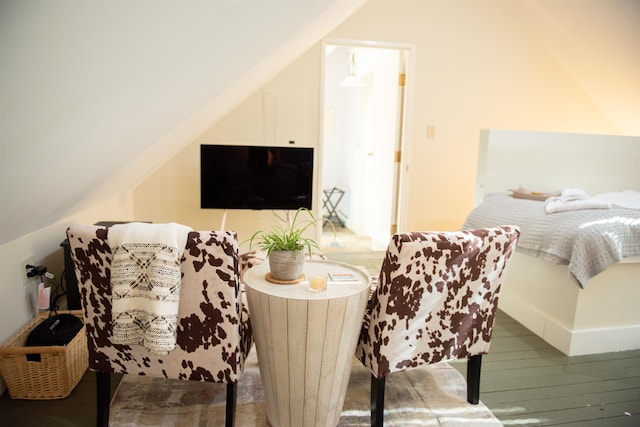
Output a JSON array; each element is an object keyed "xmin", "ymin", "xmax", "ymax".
[
  {"xmin": 462, "ymin": 193, "xmax": 640, "ymax": 288},
  {"xmin": 591, "ymin": 189, "xmax": 640, "ymax": 210}
]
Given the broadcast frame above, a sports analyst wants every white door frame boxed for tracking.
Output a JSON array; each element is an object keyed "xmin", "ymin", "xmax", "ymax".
[{"xmin": 317, "ymin": 38, "xmax": 415, "ymax": 245}]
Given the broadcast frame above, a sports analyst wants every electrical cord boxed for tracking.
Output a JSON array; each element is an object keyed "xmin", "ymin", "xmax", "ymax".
[
  {"xmin": 49, "ymin": 269, "xmax": 69, "ymax": 311},
  {"xmin": 26, "ymin": 264, "xmax": 47, "ymax": 278},
  {"xmin": 25, "ymin": 264, "xmax": 72, "ymax": 311}
]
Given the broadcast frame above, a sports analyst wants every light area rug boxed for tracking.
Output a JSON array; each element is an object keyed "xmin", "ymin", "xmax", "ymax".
[{"xmin": 110, "ymin": 349, "xmax": 502, "ymax": 427}]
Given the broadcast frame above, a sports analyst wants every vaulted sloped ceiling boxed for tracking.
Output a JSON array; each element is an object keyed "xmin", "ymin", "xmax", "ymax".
[{"xmin": 0, "ymin": 0, "xmax": 367, "ymax": 245}]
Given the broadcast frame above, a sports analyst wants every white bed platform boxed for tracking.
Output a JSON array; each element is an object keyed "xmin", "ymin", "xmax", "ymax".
[{"xmin": 475, "ymin": 129, "xmax": 640, "ymax": 356}]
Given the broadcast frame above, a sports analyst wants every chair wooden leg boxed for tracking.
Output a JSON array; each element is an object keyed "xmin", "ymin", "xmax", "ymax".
[
  {"xmin": 467, "ymin": 354, "xmax": 482, "ymax": 404},
  {"xmin": 225, "ymin": 382, "xmax": 237, "ymax": 427},
  {"xmin": 95, "ymin": 371, "xmax": 110, "ymax": 427},
  {"xmin": 371, "ymin": 374, "xmax": 385, "ymax": 427}
]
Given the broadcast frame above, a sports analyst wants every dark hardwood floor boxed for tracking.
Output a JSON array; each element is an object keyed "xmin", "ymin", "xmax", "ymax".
[
  {"xmin": 1, "ymin": 248, "xmax": 638, "ymax": 426},
  {"xmin": 450, "ymin": 311, "xmax": 640, "ymax": 426}
]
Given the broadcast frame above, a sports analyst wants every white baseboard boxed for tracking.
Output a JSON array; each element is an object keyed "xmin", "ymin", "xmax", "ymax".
[
  {"xmin": 568, "ymin": 325, "xmax": 640, "ymax": 356},
  {"xmin": 499, "ymin": 292, "xmax": 640, "ymax": 356}
]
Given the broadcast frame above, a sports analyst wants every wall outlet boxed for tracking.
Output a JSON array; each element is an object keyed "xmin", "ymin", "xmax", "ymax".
[{"xmin": 20, "ymin": 256, "xmax": 35, "ymax": 286}]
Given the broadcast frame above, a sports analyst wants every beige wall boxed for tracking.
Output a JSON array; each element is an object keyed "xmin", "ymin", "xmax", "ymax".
[
  {"xmin": 133, "ymin": 44, "xmax": 324, "ymax": 249},
  {"xmin": 332, "ymin": 0, "xmax": 621, "ymax": 231},
  {"xmin": 133, "ymin": 0, "xmax": 625, "ymax": 237}
]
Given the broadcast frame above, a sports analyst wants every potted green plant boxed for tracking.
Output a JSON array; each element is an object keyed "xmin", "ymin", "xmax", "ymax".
[{"xmin": 248, "ymin": 208, "xmax": 328, "ymax": 282}]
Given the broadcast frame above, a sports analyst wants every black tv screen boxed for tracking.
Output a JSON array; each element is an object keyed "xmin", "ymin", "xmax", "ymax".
[{"xmin": 200, "ymin": 145, "xmax": 314, "ymax": 210}]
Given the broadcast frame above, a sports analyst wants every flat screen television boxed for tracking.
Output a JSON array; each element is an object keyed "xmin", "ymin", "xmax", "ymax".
[{"xmin": 200, "ymin": 144, "xmax": 314, "ymax": 210}]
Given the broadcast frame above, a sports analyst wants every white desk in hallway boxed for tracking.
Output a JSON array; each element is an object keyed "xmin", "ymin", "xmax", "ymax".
[{"xmin": 243, "ymin": 260, "xmax": 371, "ymax": 427}]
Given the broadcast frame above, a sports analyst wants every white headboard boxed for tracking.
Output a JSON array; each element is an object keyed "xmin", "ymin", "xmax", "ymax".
[{"xmin": 475, "ymin": 129, "xmax": 640, "ymax": 205}]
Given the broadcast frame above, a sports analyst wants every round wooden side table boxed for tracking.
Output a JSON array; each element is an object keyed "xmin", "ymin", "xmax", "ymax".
[{"xmin": 244, "ymin": 259, "xmax": 371, "ymax": 427}]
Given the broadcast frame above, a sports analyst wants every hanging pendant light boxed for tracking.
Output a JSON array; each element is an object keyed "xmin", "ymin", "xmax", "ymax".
[{"xmin": 340, "ymin": 49, "xmax": 365, "ymax": 87}]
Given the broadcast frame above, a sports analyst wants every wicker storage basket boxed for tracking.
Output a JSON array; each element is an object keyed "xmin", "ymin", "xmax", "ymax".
[{"xmin": 0, "ymin": 310, "xmax": 88, "ymax": 399}]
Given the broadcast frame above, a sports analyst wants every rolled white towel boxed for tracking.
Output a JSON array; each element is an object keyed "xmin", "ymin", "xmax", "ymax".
[
  {"xmin": 545, "ymin": 196, "xmax": 611, "ymax": 214},
  {"xmin": 560, "ymin": 188, "xmax": 588, "ymax": 200}
]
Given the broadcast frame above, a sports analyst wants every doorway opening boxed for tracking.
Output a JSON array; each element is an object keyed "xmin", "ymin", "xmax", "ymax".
[{"xmin": 319, "ymin": 41, "xmax": 411, "ymax": 253}]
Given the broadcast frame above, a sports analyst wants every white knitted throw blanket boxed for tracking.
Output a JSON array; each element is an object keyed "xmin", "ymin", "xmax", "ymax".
[{"xmin": 108, "ymin": 222, "xmax": 192, "ymax": 355}]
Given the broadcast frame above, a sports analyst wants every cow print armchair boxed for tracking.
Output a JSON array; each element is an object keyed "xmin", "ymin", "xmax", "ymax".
[
  {"xmin": 66, "ymin": 224, "xmax": 253, "ymax": 427},
  {"xmin": 355, "ymin": 226, "xmax": 520, "ymax": 427}
]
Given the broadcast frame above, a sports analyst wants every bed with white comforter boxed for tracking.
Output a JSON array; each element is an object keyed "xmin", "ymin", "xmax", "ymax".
[
  {"xmin": 464, "ymin": 191, "xmax": 640, "ymax": 288},
  {"xmin": 469, "ymin": 129, "xmax": 640, "ymax": 356}
]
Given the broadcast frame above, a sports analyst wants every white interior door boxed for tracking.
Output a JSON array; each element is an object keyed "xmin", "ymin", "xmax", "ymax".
[{"xmin": 320, "ymin": 42, "xmax": 410, "ymax": 250}]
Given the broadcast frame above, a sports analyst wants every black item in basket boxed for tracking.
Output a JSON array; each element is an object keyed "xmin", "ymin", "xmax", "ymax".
[{"xmin": 25, "ymin": 314, "xmax": 83, "ymax": 361}]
